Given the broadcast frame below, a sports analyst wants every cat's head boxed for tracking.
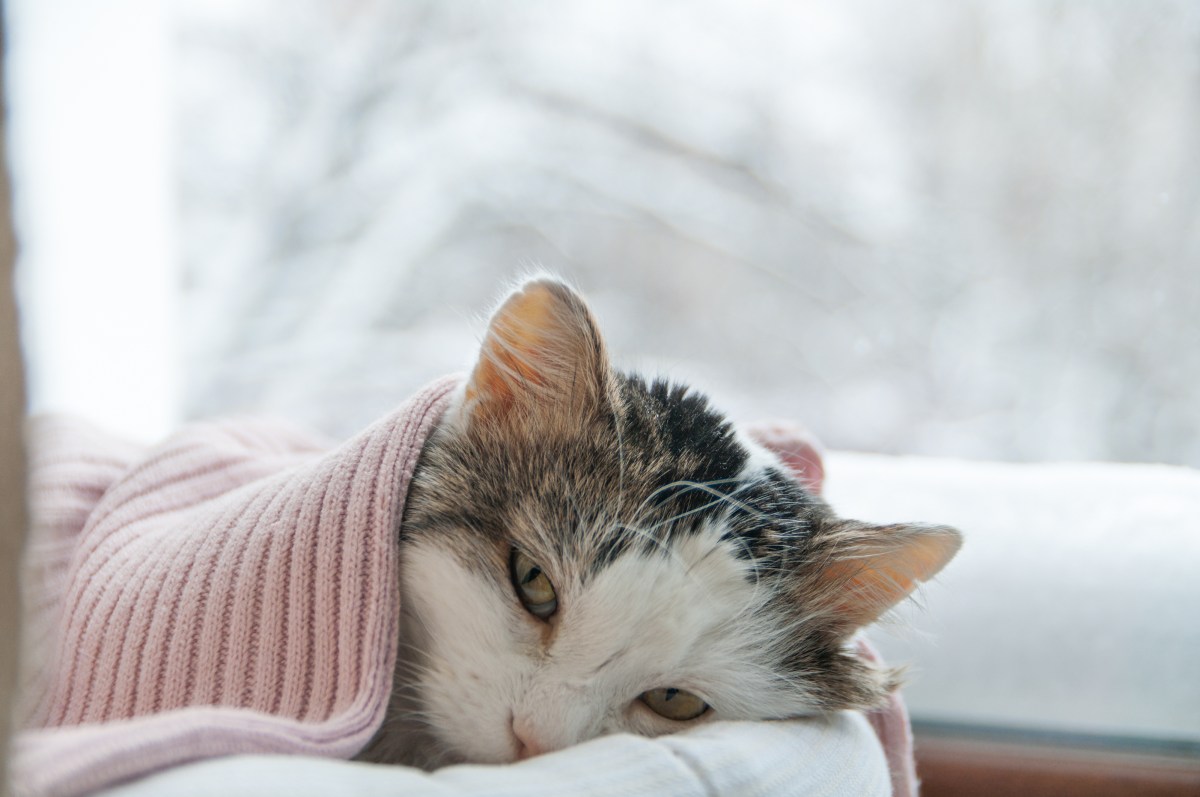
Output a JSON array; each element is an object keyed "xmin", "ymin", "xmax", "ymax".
[{"xmin": 396, "ymin": 277, "xmax": 960, "ymax": 765}]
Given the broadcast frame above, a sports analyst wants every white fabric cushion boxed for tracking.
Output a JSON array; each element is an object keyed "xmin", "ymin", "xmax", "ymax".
[{"xmin": 95, "ymin": 713, "xmax": 890, "ymax": 797}]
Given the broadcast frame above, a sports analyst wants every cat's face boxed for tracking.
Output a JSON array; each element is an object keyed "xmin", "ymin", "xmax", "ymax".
[{"xmin": 387, "ymin": 278, "xmax": 959, "ymax": 766}]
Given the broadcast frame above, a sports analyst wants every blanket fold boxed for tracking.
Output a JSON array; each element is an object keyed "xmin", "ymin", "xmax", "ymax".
[{"xmin": 14, "ymin": 377, "xmax": 458, "ymax": 797}]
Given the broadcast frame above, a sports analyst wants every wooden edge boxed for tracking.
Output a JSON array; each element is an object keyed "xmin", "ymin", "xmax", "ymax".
[
  {"xmin": 0, "ymin": 5, "xmax": 29, "ymax": 795},
  {"xmin": 915, "ymin": 728, "xmax": 1200, "ymax": 797}
]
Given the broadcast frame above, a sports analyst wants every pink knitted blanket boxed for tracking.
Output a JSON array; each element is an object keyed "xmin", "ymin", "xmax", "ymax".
[
  {"xmin": 12, "ymin": 379, "xmax": 916, "ymax": 797},
  {"xmin": 14, "ymin": 377, "xmax": 457, "ymax": 797}
]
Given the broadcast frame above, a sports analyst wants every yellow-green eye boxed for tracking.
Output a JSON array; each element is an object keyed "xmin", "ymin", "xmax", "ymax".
[
  {"xmin": 640, "ymin": 688, "xmax": 709, "ymax": 721},
  {"xmin": 510, "ymin": 549, "xmax": 558, "ymax": 620}
]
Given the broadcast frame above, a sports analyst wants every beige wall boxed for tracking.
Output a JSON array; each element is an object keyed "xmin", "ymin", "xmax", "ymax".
[{"xmin": 1, "ymin": 23, "xmax": 28, "ymax": 796}]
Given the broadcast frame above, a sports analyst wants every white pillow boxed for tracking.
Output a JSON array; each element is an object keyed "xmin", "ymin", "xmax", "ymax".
[{"xmin": 95, "ymin": 713, "xmax": 889, "ymax": 797}]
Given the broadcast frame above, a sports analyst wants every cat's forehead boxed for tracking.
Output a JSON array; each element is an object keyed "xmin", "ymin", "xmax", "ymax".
[
  {"xmin": 548, "ymin": 526, "xmax": 763, "ymax": 666},
  {"xmin": 414, "ymin": 374, "xmax": 822, "ymax": 583}
]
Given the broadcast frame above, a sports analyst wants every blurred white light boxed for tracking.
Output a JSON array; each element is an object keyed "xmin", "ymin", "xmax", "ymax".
[{"xmin": 7, "ymin": 0, "xmax": 179, "ymax": 441}]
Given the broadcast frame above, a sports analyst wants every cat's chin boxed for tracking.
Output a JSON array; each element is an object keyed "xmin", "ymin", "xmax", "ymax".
[
  {"xmin": 357, "ymin": 687, "xmax": 520, "ymax": 768},
  {"xmin": 381, "ymin": 735, "xmax": 518, "ymax": 769},
  {"xmin": 357, "ymin": 719, "xmax": 478, "ymax": 770},
  {"xmin": 429, "ymin": 722, "xmax": 525, "ymax": 766}
]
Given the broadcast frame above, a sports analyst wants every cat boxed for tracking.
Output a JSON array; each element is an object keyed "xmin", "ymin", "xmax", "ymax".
[{"xmin": 359, "ymin": 276, "xmax": 961, "ymax": 767}]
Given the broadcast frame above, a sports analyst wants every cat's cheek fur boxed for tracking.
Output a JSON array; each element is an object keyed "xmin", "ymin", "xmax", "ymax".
[
  {"xmin": 399, "ymin": 540, "xmax": 530, "ymax": 764},
  {"xmin": 399, "ymin": 540, "xmax": 638, "ymax": 763}
]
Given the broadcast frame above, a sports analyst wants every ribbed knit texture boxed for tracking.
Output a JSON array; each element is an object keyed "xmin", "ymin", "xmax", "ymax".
[{"xmin": 13, "ymin": 377, "xmax": 458, "ymax": 797}]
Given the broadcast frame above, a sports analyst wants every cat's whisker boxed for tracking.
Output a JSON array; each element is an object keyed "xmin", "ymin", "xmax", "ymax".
[
  {"xmin": 609, "ymin": 520, "xmax": 678, "ymax": 563},
  {"xmin": 635, "ymin": 477, "xmax": 745, "ymax": 516},
  {"xmin": 641, "ymin": 497, "xmax": 732, "ymax": 534},
  {"xmin": 625, "ymin": 483, "xmax": 737, "ymax": 534},
  {"xmin": 640, "ymin": 479, "xmax": 784, "ymax": 533}
]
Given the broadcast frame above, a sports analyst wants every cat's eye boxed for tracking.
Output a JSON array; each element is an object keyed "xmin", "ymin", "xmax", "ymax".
[
  {"xmin": 640, "ymin": 688, "xmax": 709, "ymax": 721},
  {"xmin": 509, "ymin": 548, "xmax": 558, "ymax": 620}
]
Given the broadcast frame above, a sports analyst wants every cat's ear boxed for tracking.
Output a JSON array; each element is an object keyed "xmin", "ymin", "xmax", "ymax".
[
  {"xmin": 747, "ymin": 422, "xmax": 825, "ymax": 495},
  {"xmin": 814, "ymin": 521, "xmax": 961, "ymax": 631},
  {"xmin": 462, "ymin": 277, "xmax": 611, "ymax": 426}
]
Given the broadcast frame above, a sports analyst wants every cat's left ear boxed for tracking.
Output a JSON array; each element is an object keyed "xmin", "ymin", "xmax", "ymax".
[
  {"xmin": 460, "ymin": 277, "xmax": 612, "ymax": 427},
  {"xmin": 814, "ymin": 521, "xmax": 962, "ymax": 632},
  {"xmin": 747, "ymin": 422, "xmax": 825, "ymax": 495}
]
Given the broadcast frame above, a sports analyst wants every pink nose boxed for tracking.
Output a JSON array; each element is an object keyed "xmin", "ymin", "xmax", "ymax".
[{"xmin": 512, "ymin": 719, "xmax": 545, "ymax": 761}]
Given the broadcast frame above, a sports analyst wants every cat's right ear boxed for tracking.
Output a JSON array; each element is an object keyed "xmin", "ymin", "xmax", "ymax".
[
  {"xmin": 812, "ymin": 521, "xmax": 962, "ymax": 633},
  {"xmin": 458, "ymin": 277, "xmax": 612, "ymax": 428}
]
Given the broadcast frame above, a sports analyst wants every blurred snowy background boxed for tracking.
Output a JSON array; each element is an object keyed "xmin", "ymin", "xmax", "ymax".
[
  {"xmin": 175, "ymin": 0, "xmax": 1200, "ymax": 466},
  {"xmin": 11, "ymin": 0, "xmax": 1200, "ymax": 466}
]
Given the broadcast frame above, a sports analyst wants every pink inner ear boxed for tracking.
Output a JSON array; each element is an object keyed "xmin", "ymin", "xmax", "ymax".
[{"xmin": 746, "ymin": 422, "xmax": 825, "ymax": 496}]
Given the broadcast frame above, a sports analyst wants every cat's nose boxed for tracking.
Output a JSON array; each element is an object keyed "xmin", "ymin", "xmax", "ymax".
[
  {"xmin": 515, "ymin": 739, "xmax": 543, "ymax": 761},
  {"xmin": 511, "ymin": 717, "xmax": 546, "ymax": 761}
]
